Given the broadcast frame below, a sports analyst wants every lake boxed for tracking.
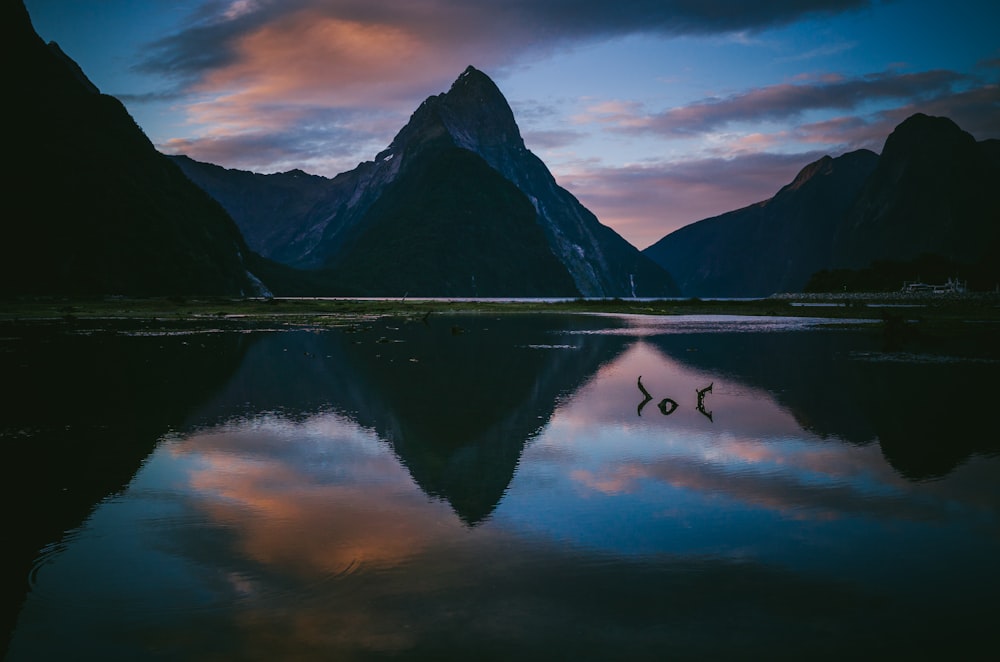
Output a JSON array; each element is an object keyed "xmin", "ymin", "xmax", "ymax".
[{"xmin": 3, "ymin": 312, "xmax": 999, "ymax": 659}]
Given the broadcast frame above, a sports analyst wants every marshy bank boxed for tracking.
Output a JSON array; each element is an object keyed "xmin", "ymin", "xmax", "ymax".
[{"xmin": 2, "ymin": 291, "xmax": 999, "ymax": 324}]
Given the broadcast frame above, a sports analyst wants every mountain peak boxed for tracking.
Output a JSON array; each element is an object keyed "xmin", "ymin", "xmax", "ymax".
[
  {"xmin": 894, "ymin": 112, "xmax": 960, "ymax": 134},
  {"xmin": 784, "ymin": 155, "xmax": 834, "ymax": 192},
  {"xmin": 457, "ymin": 64, "xmax": 485, "ymax": 80},
  {"xmin": 449, "ymin": 65, "xmax": 497, "ymax": 95},
  {"xmin": 382, "ymin": 65, "xmax": 524, "ymax": 163},
  {"xmin": 439, "ymin": 65, "xmax": 524, "ymax": 152},
  {"xmin": 881, "ymin": 113, "xmax": 974, "ymax": 159},
  {"xmin": 781, "ymin": 149, "xmax": 878, "ymax": 194}
]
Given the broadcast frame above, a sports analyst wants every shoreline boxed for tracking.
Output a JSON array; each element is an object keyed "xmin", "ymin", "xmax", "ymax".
[
  {"xmin": 2, "ymin": 292, "xmax": 999, "ymax": 327},
  {"xmin": 768, "ymin": 290, "xmax": 1000, "ymax": 303}
]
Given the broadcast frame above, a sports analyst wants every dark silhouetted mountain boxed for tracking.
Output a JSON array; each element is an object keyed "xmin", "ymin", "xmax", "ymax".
[
  {"xmin": 175, "ymin": 66, "xmax": 679, "ymax": 297},
  {"xmin": 832, "ymin": 113, "xmax": 1000, "ymax": 269},
  {"xmin": 644, "ymin": 114, "xmax": 1000, "ymax": 297},
  {"xmin": 4, "ymin": 0, "xmax": 270, "ymax": 297},
  {"xmin": 326, "ymin": 144, "xmax": 580, "ymax": 296},
  {"xmin": 644, "ymin": 150, "xmax": 878, "ymax": 297},
  {"xmin": 168, "ymin": 156, "xmax": 336, "ymax": 267}
]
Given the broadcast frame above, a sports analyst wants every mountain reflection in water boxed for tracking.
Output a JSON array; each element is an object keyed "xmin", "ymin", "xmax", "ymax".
[{"xmin": 5, "ymin": 314, "xmax": 999, "ymax": 659}]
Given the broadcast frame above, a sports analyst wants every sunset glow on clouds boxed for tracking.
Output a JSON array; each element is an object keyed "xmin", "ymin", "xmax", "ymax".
[{"xmin": 25, "ymin": 0, "xmax": 1000, "ymax": 247}]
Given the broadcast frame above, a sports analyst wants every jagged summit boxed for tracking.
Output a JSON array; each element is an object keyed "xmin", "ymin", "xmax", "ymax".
[
  {"xmin": 378, "ymin": 65, "xmax": 525, "ymax": 165},
  {"xmin": 451, "ymin": 65, "xmax": 502, "ymax": 97},
  {"xmin": 440, "ymin": 65, "xmax": 525, "ymax": 151}
]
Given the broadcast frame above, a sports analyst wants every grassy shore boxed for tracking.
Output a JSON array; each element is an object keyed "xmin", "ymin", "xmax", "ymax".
[{"xmin": 2, "ymin": 292, "xmax": 998, "ymax": 330}]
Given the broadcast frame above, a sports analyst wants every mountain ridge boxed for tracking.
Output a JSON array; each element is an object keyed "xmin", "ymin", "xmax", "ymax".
[
  {"xmin": 644, "ymin": 113, "xmax": 1000, "ymax": 297},
  {"xmin": 644, "ymin": 148, "xmax": 879, "ymax": 297}
]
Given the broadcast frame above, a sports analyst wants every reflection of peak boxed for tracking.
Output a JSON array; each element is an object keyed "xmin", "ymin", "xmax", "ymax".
[
  {"xmin": 335, "ymin": 316, "xmax": 630, "ymax": 525},
  {"xmin": 184, "ymin": 317, "xmax": 630, "ymax": 525}
]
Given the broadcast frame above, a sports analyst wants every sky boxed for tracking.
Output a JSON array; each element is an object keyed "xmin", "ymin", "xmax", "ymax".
[{"xmin": 23, "ymin": 0, "xmax": 1000, "ymax": 249}]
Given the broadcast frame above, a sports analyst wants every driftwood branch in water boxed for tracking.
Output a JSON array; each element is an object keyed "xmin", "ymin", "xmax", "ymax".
[
  {"xmin": 639, "ymin": 377, "xmax": 717, "ymax": 420},
  {"xmin": 637, "ymin": 376, "xmax": 652, "ymax": 399},
  {"xmin": 637, "ymin": 376, "xmax": 653, "ymax": 416},
  {"xmin": 657, "ymin": 398, "xmax": 678, "ymax": 415},
  {"xmin": 696, "ymin": 383, "xmax": 713, "ymax": 421}
]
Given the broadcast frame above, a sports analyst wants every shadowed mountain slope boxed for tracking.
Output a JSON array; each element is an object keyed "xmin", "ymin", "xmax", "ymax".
[
  {"xmin": 644, "ymin": 150, "xmax": 878, "ymax": 297},
  {"xmin": 4, "ymin": 0, "xmax": 270, "ymax": 297},
  {"xmin": 326, "ymin": 143, "xmax": 580, "ymax": 296}
]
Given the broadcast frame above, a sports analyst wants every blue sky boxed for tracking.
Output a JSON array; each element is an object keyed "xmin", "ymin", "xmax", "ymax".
[{"xmin": 24, "ymin": 0, "xmax": 1000, "ymax": 248}]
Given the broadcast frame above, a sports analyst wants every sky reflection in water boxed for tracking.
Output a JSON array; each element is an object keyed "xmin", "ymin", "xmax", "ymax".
[{"xmin": 9, "ymin": 315, "xmax": 1000, "ymax": 659}]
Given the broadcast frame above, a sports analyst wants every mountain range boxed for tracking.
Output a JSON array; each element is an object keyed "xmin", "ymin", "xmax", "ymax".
[
  {"xmin": 172, "ymin": 66, "xmax": 678, "ymax": 297},
  {"xmin": 643, "ymin": 114, "xmax": 1000, "ymax": 297},
  {"xmin": 7, "ymin": 0, "xmax": 999, "ymax": 299}
]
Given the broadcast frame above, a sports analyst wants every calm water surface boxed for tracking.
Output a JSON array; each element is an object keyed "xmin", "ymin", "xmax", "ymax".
[{"xmin": 4, "ymin": 313, "xmax": 999, "ymax": 659}]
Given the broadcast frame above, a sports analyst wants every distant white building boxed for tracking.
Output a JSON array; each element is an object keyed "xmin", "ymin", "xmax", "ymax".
[{"xmin": 901, "ymin": 277, "xmax": 966, "ymax": 294}]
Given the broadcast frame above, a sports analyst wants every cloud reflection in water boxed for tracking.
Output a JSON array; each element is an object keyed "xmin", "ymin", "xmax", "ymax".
[{"xmin": 10, "ymin": 317, "xmax": 1000, "ymax": 660}]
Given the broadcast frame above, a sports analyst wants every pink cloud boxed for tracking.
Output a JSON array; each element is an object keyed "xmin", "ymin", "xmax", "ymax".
[
  {"xmin": 555, "ymin": 151, "xmax": 823, "ymax": 248},
  {"xmin": 584, "ymin": 69, "xmax": 970, "ymax": 139}
]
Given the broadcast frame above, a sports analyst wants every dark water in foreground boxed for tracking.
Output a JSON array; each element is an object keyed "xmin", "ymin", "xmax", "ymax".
[{"xmin": 3, "ymin": 313, "xmax": 999, "ymax": 659}]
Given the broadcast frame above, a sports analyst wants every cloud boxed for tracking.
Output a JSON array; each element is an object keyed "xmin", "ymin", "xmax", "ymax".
[
  {"xmin": 787, "ymin": 82, "xmax": 1000, "ymax": 149},
  {"xmin": 775, "ymin": 40, "xmax": 858, "ymax": 63},
  {"xmin": 555, "ymin": 151, "xmax": 826, "ymax": 248},
  {"xmin": 571, "ymin": 451, "xmax": 932, "ymax": 523},
  {"xmin": 122, "ymin": 0, "xmax": 998, "ymax": 243},
  {"xmin": 792, "ymin": 114, "xmax": 887, "ymax": 148},
  {"xmin": 139, "ymin": 0, "xmax": 877, "ymax": 78},
  {"xmin": 506, "ymin": 0, "xmax": 875, "ymax": 37},
  {"xmin": 593, "ymin": 69, "xmax": 969, "ymax": 137},
  {"xmin": 563, "ymin": 73, "xmax": 999, "ymax": 247},
  {"xmin": 158, "ymin": 105, "xmax": 394, "ymax": 174},
  {"xmin": 880, "ymin": 83, "xmax": 1000, "ymax": 140},
  {"xmin": 134, "ymin": 1, "xmax": 878, "ymax": 128},
  {"xmin": 521, "ymin": 128, "xmax": 587, "ymax": 151}
]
